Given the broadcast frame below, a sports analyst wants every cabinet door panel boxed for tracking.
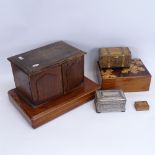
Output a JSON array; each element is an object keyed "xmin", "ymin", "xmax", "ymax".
[
  {"xmin": 62, "ymin": 56, "xmax": 84, "ymax": 93},
  {"xmin": 31, "ymin": 65, "xmax": 63, "ymax": 105}
]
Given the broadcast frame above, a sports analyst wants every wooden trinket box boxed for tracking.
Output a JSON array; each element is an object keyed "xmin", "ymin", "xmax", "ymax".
[
  {"xmin": 134, "ymin": 101, "xmax": 149, "ymax": 111},
  {"xmin": 8, "ymin": 41, "xmax": 86, "ymax": 106},
  {"xmin": 99, "ymin": 47, "xmax": 131, "ymax": 68},
  {"xmin": 97, "ymin": 59, "xmax": 151, "ymax": 92},
  {"xmin": 95, "ymin": 90, "xmax": 126, "ymax": 113}
]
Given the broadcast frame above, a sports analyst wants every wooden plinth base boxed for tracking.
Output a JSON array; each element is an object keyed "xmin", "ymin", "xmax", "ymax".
[{"xmin": 8, "ymin": 77, "xmax": 100, "ymax": 129}]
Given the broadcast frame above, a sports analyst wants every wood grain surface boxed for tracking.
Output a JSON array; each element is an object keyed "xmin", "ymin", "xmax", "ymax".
[
  {"xmin": 97, "ymin": 59, "xmax": 151, "ymax": 92},
  {"xmin": 8, "ymin": 77, "xmax": 100, "ymax": 129}
]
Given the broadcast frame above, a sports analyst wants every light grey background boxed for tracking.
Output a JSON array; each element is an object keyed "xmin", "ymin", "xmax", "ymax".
[
  {"xmin": 0, "ymin": 0, "xmax": 155, "ymax": 155},
  {"xmin": 1, "ymin": 0, "xmax": 155, "ymax": 75}
]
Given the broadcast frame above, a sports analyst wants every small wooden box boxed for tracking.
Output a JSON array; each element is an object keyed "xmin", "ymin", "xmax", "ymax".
[
  {"xmin": 97, "ymin": 59, "xmax": 151, "ymax": 92},
  {"xmin": 134, "ymin": 101, "xmax": 149, "ymax": 111},
  {"xmin": 95, "ymin": 90, "xmax": 126, "ymax": 113},
  {"xmin": 8, "ymin": 41, "xmax": 86, "ymax": 106},
  {"xmin": 99, "ymin": 47, "xmax": 131, "ymax": 68}
]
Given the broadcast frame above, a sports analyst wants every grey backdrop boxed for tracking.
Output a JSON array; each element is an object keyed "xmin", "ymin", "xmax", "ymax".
[
  {"xmin": 0, "ymin": 1, "xmax": 155, "ymax": 155},
  {"xmin": 0, "ymin": 0, "xmax": 155, "ymax": 77}
]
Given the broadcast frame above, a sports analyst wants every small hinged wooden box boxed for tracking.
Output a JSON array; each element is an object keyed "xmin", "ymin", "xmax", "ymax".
[
  {"xmin": 99, "ymin": 47, "xmax": 131, "ymax": 68},
  {"xmin": 95, "ymin": 90, "xmax": 126, "ymax": 113},
  {"xmin": 8, "ymin": 41, "xmax": 86, "ymax": 106}
]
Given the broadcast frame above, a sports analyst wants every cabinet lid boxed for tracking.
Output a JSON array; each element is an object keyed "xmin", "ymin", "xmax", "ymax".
[{"xmin": 8, "ymin": 41, "xmax": 86, "ymax": 75}]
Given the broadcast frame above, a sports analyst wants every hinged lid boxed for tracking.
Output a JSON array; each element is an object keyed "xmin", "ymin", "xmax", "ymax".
[
  {"xmin": 8, "ymin": 41, "xmax": 86, "ymax": 75},
  {"xmin": 99, "ymin": 47, "xmax": 131, "ymax": 57},
  {"xmin": 95, "ymin": 90, "xmax": 126, "ymax": 104}
]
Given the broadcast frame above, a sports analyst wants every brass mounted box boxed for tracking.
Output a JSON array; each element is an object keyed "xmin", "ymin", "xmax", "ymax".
[{"xmin": 99, "ymin": 47, "xmax": 131, "ymax": 69}]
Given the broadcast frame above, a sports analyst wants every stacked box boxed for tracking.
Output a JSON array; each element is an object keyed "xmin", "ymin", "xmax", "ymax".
[
  {"xmin": 99, "ymin": 47, "xmax": 131, "ymax": 69},
  {"xmin": 97, "ymin": 58, "xmax": 151, "ymax": 92}
]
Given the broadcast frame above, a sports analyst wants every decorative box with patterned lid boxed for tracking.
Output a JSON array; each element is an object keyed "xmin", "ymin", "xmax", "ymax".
[
  {"xmin": 95, "ymin": 90, "xmax": 126, "ymax": 113},
  {"xmin": 99, "ymin": 47, "xmax": 131, "ymax": 69}
]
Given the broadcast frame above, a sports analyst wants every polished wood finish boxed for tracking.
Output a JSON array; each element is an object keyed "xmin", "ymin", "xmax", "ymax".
[
  {"xmin": 97, "ymin": 59, "xmax": 151, "ymax": 92},
  {"xmin": 8, "ymin": 77, "xmax": 100, "ymax": 129},
  {"xmin": 99, "ymin": 75, "xmax": 151, "ymax": 92},
  {"xmin": 134, "ymin": 101, "xmax": 149, "ymax": 111},
  {"xmin": 8, "ymin": 41, "xmax": 86, "ymax": 106}
]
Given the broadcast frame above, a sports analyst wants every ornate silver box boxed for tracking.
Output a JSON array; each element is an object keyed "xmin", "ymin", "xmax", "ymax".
[{"xmin": 95, "ymin": 90, "xmax": 126, "ymax": 113}]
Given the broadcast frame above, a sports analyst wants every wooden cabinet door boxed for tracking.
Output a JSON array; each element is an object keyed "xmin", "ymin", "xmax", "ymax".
[
  {"xmin": 30, "ymin": 65, "xmax": 63, "ymax": 105},
  {"xmin": 62, "ymin": 56, "xmax": 84, "ymax": 94}
]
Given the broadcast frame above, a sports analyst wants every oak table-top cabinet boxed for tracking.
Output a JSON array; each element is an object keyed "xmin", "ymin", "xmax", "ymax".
[{"xmin": 8, "ymin": 41, "xmax": 86, "ymax": 106}]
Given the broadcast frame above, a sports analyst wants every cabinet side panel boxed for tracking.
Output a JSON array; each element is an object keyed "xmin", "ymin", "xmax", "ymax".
[{"xmin": 11, "ymin": 63, "xmax": 32, "ymax": 101}]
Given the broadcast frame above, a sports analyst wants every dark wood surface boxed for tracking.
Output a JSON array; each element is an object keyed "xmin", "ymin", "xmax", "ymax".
[
  {"xmin": 30, "ymin": 64, "xmax": 64, "ymax": 105},
  {"xmin": 8, "ymin": 41, "xmax": 86, "ymax": 106},
  {"xmin": 11, "ymin": 63, "xmax": 32, "ymax": 102},
  {"xmin": 97, "ymin": 59, "xmax": 151, "ymax": 92},
  {"xmin": 62, "ymin": 55, "xmax": 84, "ymax": 94},
  {"xmin": 7, "ymin": 41, "xmax": 86, "ymax": 75},
  {"xmin": 8, "ymin": 77, "xmax": 100, "ymax": 129}
]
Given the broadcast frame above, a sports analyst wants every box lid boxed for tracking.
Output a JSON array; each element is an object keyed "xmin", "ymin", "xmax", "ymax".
[
  {"xmin": 95, "ymin": 90, "xmax": 126, "ymax": 104},
  {"xmin": 99, "ymin": 47, "xmax": 131, "ymax": 57},
  {"xmin": 8, "ymin": 41, "xmax": 86, "ymax": 75}
]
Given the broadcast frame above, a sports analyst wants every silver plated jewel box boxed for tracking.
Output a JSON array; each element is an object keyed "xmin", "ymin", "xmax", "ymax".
[{"xmin": 95, "ymin": 90, "xmax": 126, "ymax": 113}]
